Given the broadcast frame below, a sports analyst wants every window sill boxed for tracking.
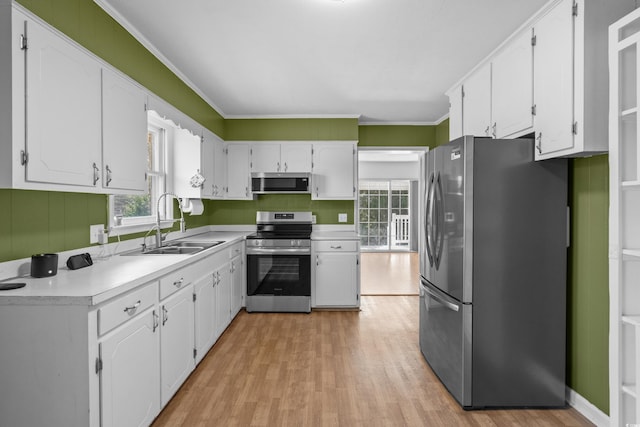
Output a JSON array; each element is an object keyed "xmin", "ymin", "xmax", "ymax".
[{"xmin": 109, "ymin": 220, "xmax": 177, "ymax": 237}]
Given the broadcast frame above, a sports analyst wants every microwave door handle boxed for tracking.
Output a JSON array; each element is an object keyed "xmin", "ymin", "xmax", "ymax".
[
  {"xmin": 420, "ymin": 279, "xmax": 459, "ymax": 312},
  {"xmin": 425, "ymin": 173, "xmax": 435, "ymax": 267}
]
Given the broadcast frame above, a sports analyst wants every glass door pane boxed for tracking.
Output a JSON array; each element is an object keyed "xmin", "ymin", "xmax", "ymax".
[{"xmin": 359, "ymin": 180, "xmax": 410, "ymax": 251}]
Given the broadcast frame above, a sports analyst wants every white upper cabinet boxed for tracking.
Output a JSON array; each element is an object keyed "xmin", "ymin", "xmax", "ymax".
[
  {"xmin": 102, "ymin": 68, "xmax": 148, "ymax": 193},
  {"xmin": 448, "ymin": 85, "xmax": 463, "ymax": 140},
  {"xmin": 492, "ymin": 29, "xmax": 534, "ymax": 139},
  {"xmin": 250, "ymin": 143, "xmax": 281, "ymax": 173},
  {"xmin": 312, "ymin": 142, "xmax": 357, "ymax": 200},
  {"xmin": 172, "ymin": 127, "xmax": 206, "ymax": 199},
  {"xmin": 225, "ymin": 143, "xmax": 252, "ymax": 199},
  {"xmin": 25, "ymin": 11, "xmax": 102, "ymax": 188},
  {"xmin": 212, "ymin": 135, "xmax": 227, "ymax": 199},
  {"xmin": 532, "ymin": 0, "xmax": 576, "ymax": 158},
  {"xmin": 250, "ymin": 142, "xmax": 312, "ymax": 173},
  {"xmin": 461, "ymin": 63, "xmax": 492, "ymax": 138}
]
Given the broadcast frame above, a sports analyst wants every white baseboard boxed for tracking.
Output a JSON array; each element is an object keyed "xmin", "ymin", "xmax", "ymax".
[{"xmin": 566, "ymin": 387, "xmax": 609, "ymax": 427}]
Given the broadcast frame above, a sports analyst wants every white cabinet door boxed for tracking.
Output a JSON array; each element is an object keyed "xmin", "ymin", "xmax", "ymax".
[
  {"xmin": 212, "ymin": 133, "xmax": 226, "ymax": 199},
  {"xmin": 160, "ymin": 285, "xmax": 194, "ymax": 406},
  {"xmin": 533, "ymin": 0, "xmax": 574, "ymax": 157},
  {"xmin": 281, "ymin": 143, "xmax": 312, "ymax": 172},
  {"xmin": 462, "ymin": 63, "xmax": 492, "ymax": 137},
  {"xmin": 201, "ymin": 136, "xmax": 215, "ymax": 199},
  {"xmin": 312, "ymin": 142, "xmax": 356, "ymax": 200},
  {"xmin": 226, "ymin": 144, "xmax": 251, "ymax": 199},
  {"xmin": 172, "ymin": 127, "xmax": 204, "ymax": 199},
  {"xmin": 100, "ymin": 308, "xmax": 160, "ymax": 427},
  {"xmin": 315, "ymin": 252, "xmax": 359, "ymax": 307},
  {"xmin": 230, "ymin": 254, "xmax": 243, "ymax": 317},
  {"xmin": 492, "ymin": 30, "xmax": 533, "ymax": 138},
  {"xmin": 215, "ymin": 265, "xmax": 231, "ymax": 337},
  {"xmin": 25, "ymin": 18, "xmax": 102, "ymax": 187},
  {"xmin": 448, "ymin": 85, "xmax": 463, "ymax": 140},
  {"xmin": 101, "ymin": 68, "xmax": 147, "ymax": 193},
  {"xmin": 251, "ymin": 143, "xmax": 280, "ymax": 173},
  {"xmin": 193, "ymin": 273, "xmax": 216, "ymax": 365}
]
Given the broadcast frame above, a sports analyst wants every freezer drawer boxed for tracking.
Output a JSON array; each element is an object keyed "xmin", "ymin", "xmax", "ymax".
[{"xmin": 419, "ymin": 277, "xmax": 471, "ymax": 407}]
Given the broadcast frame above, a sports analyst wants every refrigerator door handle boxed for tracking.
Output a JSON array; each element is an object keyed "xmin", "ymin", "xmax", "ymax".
[
  {"xmin": 434, "ymin": 172, "xmax": 445, "ymax": 269},
  {"xmin": 420, "ymin": 279, "xmax": 460, "ymax": 312},
  {"xmin": 425, "ymin": 172, "xmax": 435, "ymax": 267}
]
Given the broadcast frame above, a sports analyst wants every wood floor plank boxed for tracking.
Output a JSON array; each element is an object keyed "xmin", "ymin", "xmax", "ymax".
[{"xmin": 151, "ymin": 296, "xmax": 592, "ymax": 427}]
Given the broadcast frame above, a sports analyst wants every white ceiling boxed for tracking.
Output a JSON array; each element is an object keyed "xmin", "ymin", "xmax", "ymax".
[{"xmin": 95, "ymin": 0, "xmax": 548, "ymax": 124}]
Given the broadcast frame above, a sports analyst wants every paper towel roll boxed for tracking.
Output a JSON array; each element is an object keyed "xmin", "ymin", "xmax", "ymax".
[{"xmin": 184, "ymin": 199, "xmax": 204, "ymax": 215}]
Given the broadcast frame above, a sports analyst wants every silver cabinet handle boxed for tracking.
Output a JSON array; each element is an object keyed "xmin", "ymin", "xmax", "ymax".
[
  {"xmin": 484, "ymin": 126, "xmax": 490, "ymax": 136},
  {"xmin": 492, "ymin": 122, "xmax": 497, "ymax": 138},
  {"xmin": 316, "ymin": 187, "xmax": 319, "ymax": 198},
  {"xmin": 536, "ymin": 133, "xmax": 542, "ymax": 154},
  {"xmin": 277, "ymin": 161, "xmax": 281, "ymax": 172},
  {"xmin": 105, "ymin": 165, "xmax": 112, "ymax": 186},
  {"xmin": 152, "ymin": 309, "xmax": 159, "ymax": 332},
  {"xmin": 162, "ymin": 306, "xmax": 168, "ymax": 325},
  {"xmin": 316, "ymin": 255, "xmax": 319, "ymax": 266},
  {"xmin": 173, "ymin": 278, "xmax": 184, "ymax": 288},
  {"xmin": 123, "ymin": 300, "xmax": 141, "ymax": 315},
  {"xmin": 92, "ymin": 163, "xmax": 100, "ymax": 186},
  {"xmin": 330, "ymin": 245, "xmax": 342, "ymax": 249},
  {"xmin": 284, "ymin": 162, "xmax": 288, "ymax": 172}
]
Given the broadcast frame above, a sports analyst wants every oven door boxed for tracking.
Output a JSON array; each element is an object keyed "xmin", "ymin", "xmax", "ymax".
[{"xmin": 246, "ymin": 248, "xmax": 311, "ymax": 296}]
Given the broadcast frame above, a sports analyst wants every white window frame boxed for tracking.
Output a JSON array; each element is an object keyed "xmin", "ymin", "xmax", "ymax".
[{"xmin": 108, "ymin": 116, "xmax": 173, "ymax": 234}]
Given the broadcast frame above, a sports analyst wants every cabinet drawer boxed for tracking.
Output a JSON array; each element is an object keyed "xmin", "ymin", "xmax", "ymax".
[
  {"xmin": 98, "ymin": 281, "xmax": 158, "ymax": 336},
  {"xmin": 160, "ymin": 261, "xmax": 208, "ymax": 300},
  {"xmin": 229, "ymin": 242, "xmax": 243, "ymax": 259},
  {"xmin": 314, "ymin": 240, "xmax": 358, "ymax": 252}
]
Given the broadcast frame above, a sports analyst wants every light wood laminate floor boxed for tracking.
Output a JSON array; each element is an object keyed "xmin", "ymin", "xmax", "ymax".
[
  {"xmin": 361, "ymin": 252, "xmax": 419, "ymax": 295},
  {"xmin": 152, "ymin": 296, "xmax": 591, "ymax": 427}
]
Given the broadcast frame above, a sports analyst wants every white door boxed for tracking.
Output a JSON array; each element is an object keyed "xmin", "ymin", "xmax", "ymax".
[
  {"xmin": 281, "ymin": 143, "xmax": 312, "ymax": 172},
  {"xmin": 462, "ymin": 63, "xmax": 492, "ymax": 137},
  {"xmin": 226, "ymin": 144, "xmax": 251, "ymax": 199},
  {"xmin": 193, "ymin": 273, "xmax": 216, "ymax": 365},
  {"xmin": 100, "ymin": 308, "xmax": 160, "ymax": 427},
  {"xmin": 312, "ymin": 143, "xmax": 355, "ymax": 200},
  {"xmin": 102, "ymin": 68, "xmax": 148, "ymax": 192},
  {"xmin": 315, "ymin": 253, "xmax": 358, "ymax": 306},
  {"xmin": 25, "ymin": 18, "xmax": 102, "ymax": 187},
  {"xmin": 533, "ymin": 0, "xmax": 574, "ymax": 157},
  {"xmin": 251, "ymin": 143, "xmax": 280, "ymax": 173},
  {"xmin": 160, "ymin": 285, "xmax": 195, "ymax": 406},
  {"xmin": 492, "ymin": 30, "xmax": 534, "ymax": 138}
]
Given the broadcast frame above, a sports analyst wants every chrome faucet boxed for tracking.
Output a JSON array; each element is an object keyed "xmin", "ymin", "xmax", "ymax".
[{"xmin": 154, "ymin": 192, "xmax": 186, "ymax": 249}]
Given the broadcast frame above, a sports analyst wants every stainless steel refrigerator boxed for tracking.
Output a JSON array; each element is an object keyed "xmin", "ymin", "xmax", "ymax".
[{"xmin": 419, "ymin": 135, "xmax": 568, "ymax": 409}]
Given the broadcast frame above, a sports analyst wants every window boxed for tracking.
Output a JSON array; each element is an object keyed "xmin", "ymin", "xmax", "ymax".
[
  {"xmin": 359, "ymin": 180, "xmax": 410, "ymax": 251},
  {"xmin": 109, "ymin": 119, "xmax": 170, "ymax": 231}
]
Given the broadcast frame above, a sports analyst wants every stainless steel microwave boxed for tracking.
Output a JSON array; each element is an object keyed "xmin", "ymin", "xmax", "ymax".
[{"xmin": 251, "ymin": 172, "xmax": 311, "ymax": 194}]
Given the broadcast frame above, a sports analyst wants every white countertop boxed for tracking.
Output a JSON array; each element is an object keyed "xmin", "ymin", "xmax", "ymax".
[{"xmin": 0, "ymin": 231, "xmax": 248, "ymax": 307}]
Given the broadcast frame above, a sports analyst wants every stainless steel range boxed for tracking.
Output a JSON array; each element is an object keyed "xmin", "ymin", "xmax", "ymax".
[{"xmin": 245, "ymin": 211, "xmax": 312, "ymax": 313}]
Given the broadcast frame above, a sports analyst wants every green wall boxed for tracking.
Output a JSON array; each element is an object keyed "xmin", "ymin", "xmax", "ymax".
[
  {"xmin": 2, "ymin": 0, "xmax": 611, "ymax": 417},
  {"xmin": 568, "ymin": 155, "xmax": 610, "ymax": 413}
]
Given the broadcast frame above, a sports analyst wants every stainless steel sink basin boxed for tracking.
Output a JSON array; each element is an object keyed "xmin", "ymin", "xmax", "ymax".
[{"xmin": 121, "ymin": 240, "xmax": 225, "ymax": 256}]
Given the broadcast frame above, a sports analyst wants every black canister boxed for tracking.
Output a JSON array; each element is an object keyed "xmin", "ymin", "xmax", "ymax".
[{"xmin": 30, "ymin": 253, "xmax": 58, "ymax": 278}]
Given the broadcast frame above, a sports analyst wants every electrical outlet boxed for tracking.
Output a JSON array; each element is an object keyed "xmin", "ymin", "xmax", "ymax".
[
  {"xmin": 338, "ymin": 213, "xmax": 347, "ymax": 223},
  {"xmin": 312, "ymin": 215, "xmax": 317, "ymax": 224},
  {"xmin": 90, "ymin": 224, "xmax": 104, "ymax": 244}
]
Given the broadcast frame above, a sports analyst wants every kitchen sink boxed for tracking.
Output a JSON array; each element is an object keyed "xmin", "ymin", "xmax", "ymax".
[{"xmin": 121, "ymin": 240, "xmax": 225, "ymax": 256}]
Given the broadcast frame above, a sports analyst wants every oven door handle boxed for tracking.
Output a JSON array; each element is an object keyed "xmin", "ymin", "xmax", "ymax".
[{"xmin": 246, "ymin": 247, "xmax": 311, "ymax": 255}]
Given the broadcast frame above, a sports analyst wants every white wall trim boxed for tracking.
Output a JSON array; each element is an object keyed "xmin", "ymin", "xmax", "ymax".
[
  {"xmin": 225, "ymin": 113, "xmax": 361, "ymax": 120},
  {"xmin": 566, "ymin": 387, "xmax": 609, "ymax": 427},
  {"xmin": 358, "ymin": 120, "xmax": 437, "ymax": 126}
]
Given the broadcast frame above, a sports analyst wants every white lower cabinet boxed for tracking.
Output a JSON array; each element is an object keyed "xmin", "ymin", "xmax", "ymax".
[
  {"xmin": 312, "ymin": 240, "xmax": 360, "ymax": 308},
  {"xmin": 159, "ymin": 283, "xmax": 195, "ymax": 406},
  {"xmin": 100, "ymin": 306, "xmax": 160, "ymax": 427},
  {"xmin": 0, "ymin": 240, "xmax": 246, "ymax": 427}
]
